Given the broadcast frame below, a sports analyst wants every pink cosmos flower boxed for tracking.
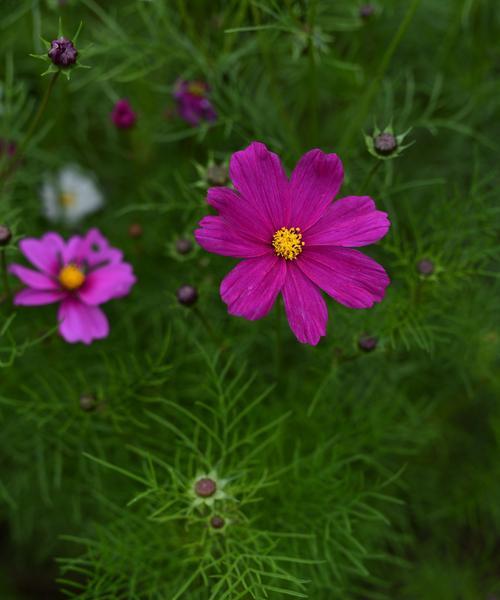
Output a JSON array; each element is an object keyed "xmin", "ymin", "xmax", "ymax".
[
  {"xmin": 111, "ymin": 99, "xmax": 137, "ymax": 130},
  {"xmin": 173, "ymin": 79, "xmax": 217, "ymax": 126},
  {"xmin": 9, "ymin": 229, "xmax": 136, "ymax": 345},
  {"xmin": 195, "ymin": 142, "xmax": 391, "ymax": 346}
]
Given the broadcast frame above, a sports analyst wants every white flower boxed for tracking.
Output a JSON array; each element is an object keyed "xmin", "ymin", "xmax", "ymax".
[{"xmin": 41, "ymin": 165, "xmax": 104, "ymax": 225}]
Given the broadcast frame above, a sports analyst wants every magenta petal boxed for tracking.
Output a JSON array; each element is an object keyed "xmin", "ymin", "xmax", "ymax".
[
  {"xmin": 298, "ymin": 247, "xmax": 390, "ymax": 308},
  {"xmin": 78, "ymin": 263, "xmax": 136, "ymax": 305},
  {"xmin": 9, "ymin": 264, "xmax": 59, "ymax": 290},
  {"xmin": 195, "ymin": 216, "xmax": 270, "ymax": 258},
  {"xmin": 206, "ymin": 187, "xmax": 273, "ymax": 242},
  {"xmin": 220, "ymin": 255, "xmax": 286, "ymax": 320},
  {"xmin": 289, "ymin": 149, "xmax": 344, "ymax": 231},
  {"xmin": 64, "ymin": 229, "xmax": 123, "ymax": 266},
  {"xmin": 306, "ymin": 196, "xmax": 390, "ymax": 247},
  {"xmin": 58, "ymin": 298, "xmax": 109, "ymax": 344},
  {"xmin": 282, "ymin": 264, "xmax": 327, "ymax": 345},
  {"xmin": 19, "ymin": 233, "xmax": 65, "ymax": 276},
  {"xmin": 14, "ymin": 288, "xmax": 66, "ymax": 306},
  {"xmin": 229, "ymin": 142, "xmax": 290, "ymax": 231}
]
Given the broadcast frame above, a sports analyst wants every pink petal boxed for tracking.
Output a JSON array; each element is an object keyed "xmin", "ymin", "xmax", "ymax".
[
  {"xmin": 220, "ymin": 255, "xmax": 286, "ymax": 320},
  {"xmin": 195, "ymin": 215, "xmax": 270, "ymax": 258},
  {"xmin": 289, "ymin": 149, "xmax": 344, "ymax": 230},
  {"xmin": 19, "ymin": 233, "xmax": 65, "ymax": 276},
  {"xmin": 206, "ymin": 187, "xmax": 273, "ymax": 242},
  {"xmin": 78, "ymin": 263, "xmax": 136, "ymax": 305},
  {"xmin": 229, "ymin": 142, "xmax": 290, "ymax": 232},
  {"xmin": 58, "ymin": 298, "xmax": 109, "ymax": 344},
  {"xmin": 13, "ymin": 288, "xmax": 66, "ymax": 306},
  {"xmin": 282, "ymin": 264, "xmax": 327, "ymax": 345},
  {"xmin": 64, "ymin": 229, "xmax": 123, "ymax": 266},
  {"xmin": 9, "ymin": 264, "xmax": 59, "ymax": 290},
  {"xmin": 298, "ymin": 247, "xmax": 390, "ymax": 309},
  {"xmin": 305, "ymin": 196, "xmax": 390, "ymax": 247}
]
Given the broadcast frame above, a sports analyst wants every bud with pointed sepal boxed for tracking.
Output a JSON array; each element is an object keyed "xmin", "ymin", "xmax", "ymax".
[{"xmin": 364, "ymin": 122, "xmax": 413, "ymax": 160}]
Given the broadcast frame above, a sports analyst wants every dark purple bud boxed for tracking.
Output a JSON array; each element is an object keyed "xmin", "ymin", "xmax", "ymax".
[
  {"xmin": 128, "ymin": 223, "xmax": 143, "ymax": 239},
  {"xmin": 210, "ymin": 515, "xmax": 225, "ymax": 529},
  {"xmin": 111, "ymin": 99, "xmax": 137, "ymax": 130},
  {"xmin": 374, "ymin": 133, "xmax": 397, "ymax": 155},
  {"xmin": 79, "ymin": 393, "xmax": 96, "ymax": 412},
  {"xmin": 177, "ymin": 284, "xmax": 198, "ymax": 307},
  {"xmin": 207, "ymin": 164, "xmax": 228, "ymax": 186},
  {"xmin": 0, "ymin": 139, "xmax": 17, "ymax": 158},
  {"xmin": 48, "ymin": 37, "xmax": 78, "ymax": 67},
  {"xmin": 194, "ymin": 477, "xmax": 216, "ymax": 498},
  {"xmin": 358, "ymin": 335, "xmax": 378, "ymax": 352},
  {"xmin": 0, "ymin": 225, "xmax": 12, "ymax": 246},
  {"xmin": 359, "ymin": 4, "xmax": 375, "ymax": 19},
  {"xmin": 175, "ymin": 238, "xmax": 193, "ymax": 255},
  {"xmin": 417, "ymin": 259, "xmax": 434, "ymax": 276}
]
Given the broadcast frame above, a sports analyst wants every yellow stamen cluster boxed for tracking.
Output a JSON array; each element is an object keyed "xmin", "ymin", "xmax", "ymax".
[
  {"xmin": 187, "ymin": 82, "xmax": 206, "ymax": 97},
  {"xmin": 59, "ymin": 192, "xmax": 76, "ymax": 207},
  {"xmin": 59, "ymin": 264, "xmax": 86, "ymax": 291},
  {"xmin": 272, "ymin": 227, "xmax": 304, "ymax": 260}
]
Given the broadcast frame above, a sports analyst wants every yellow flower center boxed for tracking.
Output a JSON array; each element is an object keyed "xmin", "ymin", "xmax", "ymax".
[
  {"xmin": 272, "ymin": 227, "xmax": 304, "ymax": 260},
  {"xmin": 59, "ymin": 192, "xmax": 76, "ymax": 207},
  {"xmin": 59, "ymin": 264, "xmax": 86, "ymax": 291},
  {"xmin": 187, "ymin": 82, "xmax": 206, "ymax": 97}
]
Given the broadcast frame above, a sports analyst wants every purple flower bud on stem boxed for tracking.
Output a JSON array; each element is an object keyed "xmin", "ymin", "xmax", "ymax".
[
  {"xmin": 194, "ymin": 477, "xmax": 216, "ymax": 498},
  {"xmin": 177, "ymin": 285, "xmax": 198, "ymax": 307},
  {"xmin": 359, "ymin": 4, "xmax": 375, "ymax": 19},
  {"xmin": 0, "ymin": 225, "xmax": 12, "ymax": 246},
  {"xmin": 417, "ymin": 259, "xmax": 434, "ymax": 276},
  {"xmin": 48, "ymin": 37, "xmax": 78, "ymax": 67},
  {"xmin": 111, "ymin": 99, "xmax": 137, "ymax": 130},
  {"xmin": 374, "ymin": 132, "xmax": 397, "ymax": 155},
  {"xmin": 358, "ymin": 335, "xmax": 378, "ymax": 352},
  {"xmin": 175, "ymin": 238, "xmax": 193, "ymax": 255},
  {"xmin": 210, "ymin": 515, "xmax": 225, "ymax": 529}
]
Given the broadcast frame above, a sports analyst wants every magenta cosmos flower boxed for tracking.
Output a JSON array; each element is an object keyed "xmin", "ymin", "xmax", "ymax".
[
  {"xmin": 195, "ymin": 142, "xmax": 391, "ymax": 346},
  {"xmin": 9, "ymin": 229, "xmax": 136, "ymax": 345},
  {"xmin": 173, "ymin": 79, "xmax": 217, "ymax": 126},
  {"xmin": 111, "ymin": 99, "xmax": 137, "ymax": 130}
]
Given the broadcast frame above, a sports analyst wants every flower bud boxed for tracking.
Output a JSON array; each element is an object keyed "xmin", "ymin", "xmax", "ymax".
[
  {"xmin": 194, "ymin": 477, "xmax": 216, "ymax": 498},
  {"xmin": 177, "ymin": 285, "xmax": 198, "ymax": 307},
  {"xmin": 128, "ymin": 223, "xmax": 143, "ymax": 239},
  {"xmin": 111, "ymin": 99, "xmax": 137, "ymax": 130},
  {"xmin": 358, "ymin": 335, "xmax": 378, "ymax": 352},
  {"xmin": 359, "ymin": 4, "xmax": 375, "ymax": 19},
  {"xmin": 374, "ymin": 133, "xmax": 397, "ymax": 155},
  {"xmin": 48, "ymin": 37, "xmax": 78, "ymax": 67},
  {"xmin": 417, "ymin": 259, "xmax": 434, "ymax": 276},
  {"xmin": 79, "ymin": 393, "xmax": 96, "ymax": 412},
  {"xmin": 206, "ymin": 164, "xmax": 228, "ymax": 186},
  {"xmin": 0, "ymin": 225, "xmax": 12, "ymax": 246},
  {"xmin": 175, "ymin": 238, "xmax": 193, "ymax": 255},
  {"xmin": 210, "ymin": 515, "xmax": 225, "ymax": 529}
]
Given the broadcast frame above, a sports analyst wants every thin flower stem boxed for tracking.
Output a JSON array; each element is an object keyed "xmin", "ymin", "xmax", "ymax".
[
  {"xmin": 361, "ymin": 160, "xmax": 382, "ymax": 193},
  {"xmin": 0, "ymin": 249, "xmax": 11, "ymax": 302},
  {"xmin": 193, "ymin": 306, "xmax": 222, "ymax": 348},
  {"xmin": 275, "ymin": 298, "xmax": 282, "ymax": 379}
]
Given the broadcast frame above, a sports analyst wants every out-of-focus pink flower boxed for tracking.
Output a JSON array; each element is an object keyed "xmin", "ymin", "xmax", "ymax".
[
  {"xmin": 10, "ymin": 229, "xmax": 136, "ymax": 345},
  {"xmin": 195, "ymin": 142, "xmax": 391, "ymax": 346},
  {"xmin": 111, "ymin": 99, "xmax": 137, "ymax": 130},
  {"xmin": 173, "ymin": 79, "xmax": 217, "ymax": 126}
]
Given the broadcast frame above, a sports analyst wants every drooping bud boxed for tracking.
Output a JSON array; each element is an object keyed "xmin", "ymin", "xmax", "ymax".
[
  {"xmin": 374, "ymin": 132, "xmax": 397, "ymax": 155},
  {"xmin": 177, "ymin": 284, "xmax": 198, "ymax": 307},
  {"xmin": 0, "ymin": 225, "xmax": 12, "ymax": 246},
  {"xmin": 358, "ymin": 335, "xmax": 378, "ymax": 352},
  {"xmin": 417, "ymin": 259, "xmax": 434, "ymax": 276},
  {"xmin": 175, "ymin": 238, "xmax": 193, "ymax": 255},
  {"xmin": 79, "ymin": 393, "xmax": 97, "ymax": 412},
  {"xmin": 48, "ymin": 37, "xmax": 78, "ymax": 67},
  {"xmin": 194, "ymin": 477, "xmax": 217, "ymax": 498},
  {"xmin": 128, "ymin": 223, "xmax": 143, "ymax": 239},
  {"xmin": 210, "ymin": 515, "xmax": 225, "ymax": 529},
  {"xmin": 111, "ymin": 99, "xmax": 137, "ymax": 130}
]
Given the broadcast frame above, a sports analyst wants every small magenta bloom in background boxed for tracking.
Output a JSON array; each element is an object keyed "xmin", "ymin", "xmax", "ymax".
[
  {"xmin": 111, "ymin": 98, "xmax": 137, "ymax": 130},
  {"xmin": 9, "ymin": 229, "xmax": 136, "ymax": 344},
  {"xmin": 195, "ymin": 142, "xmax": 390, "ymax": 346},
  {"xmin": 173, "ymin": 79, "xmax": 217, "ymax": 126}
]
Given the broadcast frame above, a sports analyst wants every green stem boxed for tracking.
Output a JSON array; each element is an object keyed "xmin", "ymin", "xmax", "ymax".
[
  {"xmin": 338, "ymin": 0, "xmax": 421, "ymax": 153},
  {"xmin": 361, "ymin": 160, "xmax": 382, "ymax": 193},
  {"xmin": 193, "ymin": 306, "xmax": 222, "ymax": 348},
  {"xmin": 1, "ymin": 249, "xmax": 11, "ymax": 302},
  {"xmin": 275, "ymin": 298, "xmax": 282, "ymax": 379}
]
